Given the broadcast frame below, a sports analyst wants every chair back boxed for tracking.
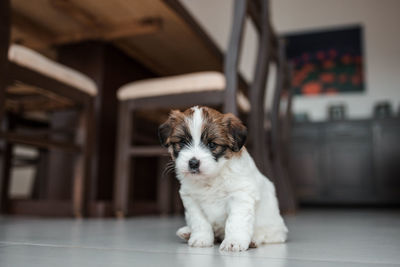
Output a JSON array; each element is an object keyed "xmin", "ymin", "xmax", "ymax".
[
  {"xmin": 224, "ymin": 0, "xmax": 276, "ymax": 175},
  {"xmin": 223, "ymin": 0, "xmax": 273, "ymax": 116}
]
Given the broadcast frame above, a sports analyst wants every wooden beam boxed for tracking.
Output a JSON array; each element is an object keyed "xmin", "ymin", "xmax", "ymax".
[
  {"xmin": 6, "ymin": 98, "xmax": 74, "ymax": 112},
  {"xmin": 12, "ymin": 11, "xmax": 55, "ymax": 48},
  {"xmin": 12, "ymin": 1, "xmax": 162, "ymax": 49},
  {"xmin": 6, "ymin": 82, "xmax": 74, "ymax": 112},
  {"xmin": 8, "ymin": 82, "xmax": 73, "ymax": 105},
  {"xmin": 8, "ymin": 199, "xmax": 73, "ymax": 217},
  {"xmin": 0, "ymin": 131, "xmax": 81, "ymax": 153},
  {"xmin": 102, "ymin": 18, "xmax": 162, "ymax": 40},
  {"xmin": 50, "ymin": 0, "xmax": 104, "ymax": 29},
  {"xmin": 13, "ymin": 17, "xmax": 161, "ymax": 49},
  {"xmin": 49, "ymin": 0, "xmax": 163, "ymax": 46},
  {"xmin": 116, "ymin": 40, "xmax": 170, "ymax": 75},
  {"xmin": 52, "ymin": 18, "xmax": 162, "ymax": 46},
  {"xmin": 129, "ymin": 146, "xmax": 168, "ymax": 157}
]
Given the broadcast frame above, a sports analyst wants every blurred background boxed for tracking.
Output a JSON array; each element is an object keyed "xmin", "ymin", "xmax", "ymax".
[
  {"xmin": 1, "ymin": 0, "xmax": 399, "ymax": 218},
  {"xmin": 1, "ymin": 0, "xmax": 400, "ymax": 266}
]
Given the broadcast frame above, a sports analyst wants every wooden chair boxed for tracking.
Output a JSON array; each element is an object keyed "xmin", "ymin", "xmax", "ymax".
[
  {"xmin": 266, "ymin": 39, "xmax": 297, "ymax": 213},
  {"xmin": 113, "ymin": 0, "xmax": 290, "ymax": 217},
  {"xmin": 0, "ymin": 0, "xmax": 96, "ymax": 217}
]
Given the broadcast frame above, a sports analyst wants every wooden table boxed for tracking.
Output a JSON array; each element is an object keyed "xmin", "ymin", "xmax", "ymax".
[
  {"xmin": 10, "ymin": 0, "xmax": 226, "ymax": 216},
  {"xmin": 11, "ymin": 0, "xmax": 223, "ymax": 76}
]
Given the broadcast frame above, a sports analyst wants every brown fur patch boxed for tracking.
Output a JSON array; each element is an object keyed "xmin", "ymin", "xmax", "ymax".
[
  {"xmin": 159, "ymin": 106, "xmax": 247, "ymax": 160},
  {"xmin": 201, "ymin": 107, "xmax": 247, "ymax": 159},
  {"xmin": 158, "ymin": 109, "xmax": 193, "ymax": 159}
]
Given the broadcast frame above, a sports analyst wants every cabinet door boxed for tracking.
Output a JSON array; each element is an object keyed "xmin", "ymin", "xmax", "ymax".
[
  {"xmin": 374, "ymin": 121, "xmax": 400, "ymax": 202},
  {"xmin": 289, "ymin": 124, "xmax": 322, "ymax": 202},
  {"xmin": 323, "ymin": 140, "xmax": 375, "ymax": 203},
  {"xmin": 289, "ymin": 142, "xmax": 322, "ymax": 200},
  {"xmin": 322, "ymin": 121, "xmax": 375, "ymax": 203}
]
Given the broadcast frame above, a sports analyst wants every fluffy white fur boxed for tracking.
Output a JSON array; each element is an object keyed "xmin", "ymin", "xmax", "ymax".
[{"xmin": 169, "ymin": 106, "xmax": 288, "ymax": 252}]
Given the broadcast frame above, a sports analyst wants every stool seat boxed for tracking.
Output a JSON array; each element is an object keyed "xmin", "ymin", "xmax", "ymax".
[
  {"xmin": 8, "ymin": 44, "xmax": 97, "ymax": 96},
  {"xmin": 117, "ymin": 71, "xmax": 250, "ymax": 112}
]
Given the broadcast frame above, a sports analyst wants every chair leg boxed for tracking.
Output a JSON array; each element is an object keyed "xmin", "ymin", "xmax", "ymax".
[
  {"xmin": 0, "ymin": 139, "xmax": 12, "ymax": 214},
  {"xmin": 72, "ymin": 100, "xmax": 94, "ymax": 218},
  {"xmin": 269, "ymin": 40, "xmax": 297, "ymax": 214},
  {"xmin": 257, "ymin": 107, "xmax": 272, "ymax": 177},
  {"xmin": 114, "ymin": 101, "xmax": 133, "ymax": 218},
  {"xmin": 0, "ymin": 114, "xmax": 12, "ymax": 214},
  {"xmin": 273, "ymin": 155, "xmax": 297, "ymax": 214},
  {"xmin": 31, "ymin": 149, "xmax": 49, "ymax": 199},
  {"xmin": 262, "ymin": 131, "xmax": 274, "ymax": 178},
  {"xmin": 0, "ymin": 82, "xmax": 5, "ymax": 125},
  {"xmin": 250, "ymin": 104, "xmax": 273, "ymax": 178}
]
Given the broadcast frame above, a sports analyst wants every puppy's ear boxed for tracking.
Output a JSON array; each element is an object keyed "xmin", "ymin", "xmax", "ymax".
[
  {"xmin": 224, "ymin": 113, "xmax": 247, "ymax": 152},
  {"xmin": 158, "ymin": 110, "xmax": 181, "ymax": 147},
  {"xmin": 158, "ymin": 121, "xmax": 172, "ymax": 148}
]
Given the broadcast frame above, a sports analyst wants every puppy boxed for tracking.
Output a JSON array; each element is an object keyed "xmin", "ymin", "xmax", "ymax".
[{"xmin": 158, "ymin": 106, "xmax": 288, "ymax": 252}]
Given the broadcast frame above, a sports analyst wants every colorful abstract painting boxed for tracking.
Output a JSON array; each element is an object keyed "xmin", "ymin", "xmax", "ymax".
[{"xmin": 284, "ymin": 26, "xmax": 364, "ymax": 96}]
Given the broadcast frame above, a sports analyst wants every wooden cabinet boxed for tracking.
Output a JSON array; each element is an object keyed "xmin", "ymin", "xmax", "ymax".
[
  {"xmin": 289, "ymin": 124, "xmax": 322, "ymax": 201},
  {"xmin": 322, "ymin": 122, "xmax": 375, "ymax": 203},
  {"xmin": 289, "ymin": 118, "xmax": 400, "ymax": 205},
  {"xmin": 373, "ymin": 120, "xmax": 400, "ymax": 202}
]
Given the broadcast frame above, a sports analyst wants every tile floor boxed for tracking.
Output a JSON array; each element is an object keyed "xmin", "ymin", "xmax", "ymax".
[{"xmin": 0, "ymin": 209, "xmax": 399, "ymax": 267}]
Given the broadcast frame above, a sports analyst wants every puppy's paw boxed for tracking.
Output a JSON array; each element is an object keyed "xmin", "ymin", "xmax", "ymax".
[
  {"xmin": 252, "ymin": 225, "xmax": 288, "ymax": 245},
  {"xmin": 249, "ymin": 241, "xmax": 258, "ymax": 248},
  {"xmin": 176, "ymin": 226, "xmax": 191, "ymax": 241},
  {"xmin": 264, "ymin": 228, "xmax": 288, "ymax": 244},
  {"xmin": 188, "ymin": 232, "xmax": 214, "ymax": 247},
  {"xmin": 219, "ymin": 237, "xmax": 250, "ymax": 252}
]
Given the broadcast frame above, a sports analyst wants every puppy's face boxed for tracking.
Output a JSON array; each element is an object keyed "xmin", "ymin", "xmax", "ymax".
[{"xmin": 158, "ymin": 106, "xmax": 247, "ymax": 179}]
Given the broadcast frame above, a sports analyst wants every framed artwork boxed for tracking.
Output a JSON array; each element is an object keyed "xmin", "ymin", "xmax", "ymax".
[{"xmin": 284, "ymin": 25, "xmax": 364, "ymax": 96}]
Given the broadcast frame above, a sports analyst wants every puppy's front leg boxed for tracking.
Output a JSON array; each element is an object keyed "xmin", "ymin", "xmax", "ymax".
[
  {"xmin": 181, "ymin": 194, "xmax": 214, "ymax": 247},
  {"xmin": 220, "ymin": 194, "xmax": 255, "ymax": 252}
]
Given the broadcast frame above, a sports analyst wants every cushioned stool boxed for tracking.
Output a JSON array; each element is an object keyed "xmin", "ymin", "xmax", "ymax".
[
  {"xmin": 117, "ymin": 71, "xmax": 250, "ymax": 111},
  {"xmin": 8, "ymin": 45, "xmax": 97, "ymax": 97},
  {"xmin": 1, "ymin": 4, "xmax": 97, "ymax": 217},
  {"xmin": 114, "ymin": 71, "xmax": 250, "ymax": 217}
]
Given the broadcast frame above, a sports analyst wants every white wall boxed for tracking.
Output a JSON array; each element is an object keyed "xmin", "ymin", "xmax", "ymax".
[{"xmin": 181, "ymin": 0, "xmax": 400, "ymax": 121}]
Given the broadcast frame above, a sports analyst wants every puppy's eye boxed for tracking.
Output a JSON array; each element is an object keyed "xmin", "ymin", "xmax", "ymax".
[
  {"xmin": 207, "ymin": 142, "xmax": 217, "ymax": 150},
  {"xmin": 178, "ymin": 140, "xmax": 186, "ymax": 147}
]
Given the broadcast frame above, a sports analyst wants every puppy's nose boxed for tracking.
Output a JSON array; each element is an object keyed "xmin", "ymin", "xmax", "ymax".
[{"xmin": 189, "ymin": 157, "xmax": 200, "ymax": 171}]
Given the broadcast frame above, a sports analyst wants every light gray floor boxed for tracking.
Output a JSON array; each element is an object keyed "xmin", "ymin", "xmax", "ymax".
[{"xmin": 0, "ymin": 209, "xmax": 399, "ymax": 267}]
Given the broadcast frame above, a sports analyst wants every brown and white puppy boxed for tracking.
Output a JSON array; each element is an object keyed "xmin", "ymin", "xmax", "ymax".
[{"xmin": 159, "ymin": 106, "xmax": 287, "ymax": 252}]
